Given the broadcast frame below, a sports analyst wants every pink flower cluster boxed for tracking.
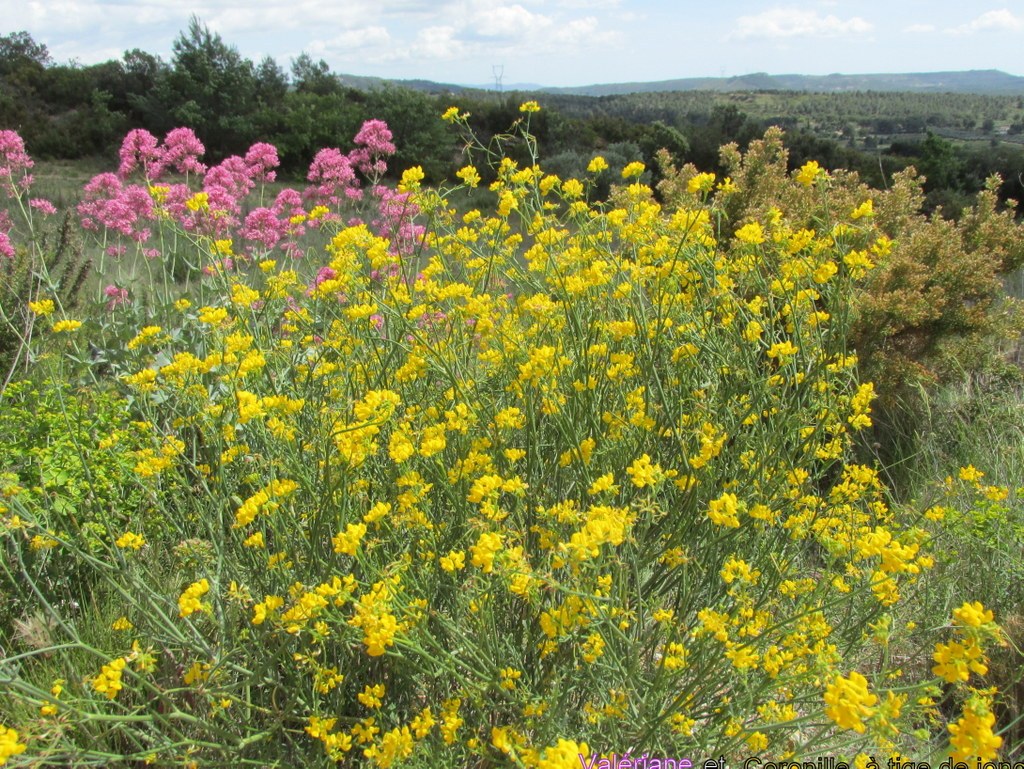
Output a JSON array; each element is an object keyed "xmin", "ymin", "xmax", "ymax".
[
  {"xmin": 305, "ymin": 148, "xmax": 359, "ymax": 207},
  {"xmin": 241, "ymin": 188, "xmax": 306, "ymax": 252},
  {"xmin": 371, "ymin": 185, "xmax": 424, "ymax": 257},
  {"xmin": 74, "ymin": 119, "xmax": 421, "ymax": 269},
  {"xmin": 77, "ymin": 173, "xmax": 154, "ymax": 245},
  {"xmin": 350, "ymin": 120, "xmax": 397, "ymax": 177},
  {"xmin": 104, "ymin": 284, "xmax": 130, "ymax": 311},
  {"xmin": 30, "ymin": 198, "xmax": 57, "ymax": 216},
  {"xmin": 0, "ymin": 211, "xmax": 13, "ymax": 259},
  {"xmin": 117, "ymin": 127, "xmax": 207, "ymax": 180},
  {"xmin": 0, "ymin": 129, "xmax": 34, "ymax": 197}
]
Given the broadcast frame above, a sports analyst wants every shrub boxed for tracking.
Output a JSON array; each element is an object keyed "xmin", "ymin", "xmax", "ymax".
[{"xmin": 0, "ymin": 114, "xmax": 1013, "ymax": 766}]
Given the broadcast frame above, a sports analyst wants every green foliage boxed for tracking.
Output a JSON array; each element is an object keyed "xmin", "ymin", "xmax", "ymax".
[
  {"xmin": 364, "ymin": 87, "xmax": 456, "ymax": 181},
  {"xmin": 275, "ymin": 91, "xmax": 367, "ymax": 172},
  {"xmin": 290, "ymin": 53, "xmax": 343, "ymax": 96},
  {"xmin": 0, "ymin": 211, "xmax": 91, "ymax": 385},
  {"xmin": 158, "ymin": 17, "xmax": 263, "ymax": 157},
  {"xmin": 0, "ymin": 380, "xmax": 150, "ymax": 637}
]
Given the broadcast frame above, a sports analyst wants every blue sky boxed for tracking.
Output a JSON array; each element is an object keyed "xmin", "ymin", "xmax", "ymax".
[{"xmin": 5, "ymin": 1, "xmax": 1024, "ymax": 87}]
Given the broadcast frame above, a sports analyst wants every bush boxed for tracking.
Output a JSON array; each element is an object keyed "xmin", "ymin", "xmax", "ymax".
[{"xmin": 0, "ymin": 113, "xmax": 1014, "ymax": 766}]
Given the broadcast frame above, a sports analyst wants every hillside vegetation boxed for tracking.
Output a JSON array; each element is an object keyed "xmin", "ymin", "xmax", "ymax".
[{"xmin": 5, "ymin": 23, "xmax": 1024, "ymax": 219}]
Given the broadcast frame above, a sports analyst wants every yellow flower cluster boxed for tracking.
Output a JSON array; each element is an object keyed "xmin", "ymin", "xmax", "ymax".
[
  {"xmin": 824, "ymin": 671, "xmax": 877, "ymax": 733},
  {"xmin": 178, "ymin": 578, "xmax": 210, "ymax": 618},
  {"xmin": 91, "ymin": 657, "xmax": 128, "ymax": 700},
  {"xmin": 234, "ymin": 478, "xmax": 299, "ymax": 528}
]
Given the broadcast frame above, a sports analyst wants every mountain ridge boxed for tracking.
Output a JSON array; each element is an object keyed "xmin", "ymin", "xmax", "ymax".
[
  {"xmin": 538, "ymin": 69, "xmax": 1024, "ymax": 96},
  {"xmin": 363, "ymin": 69, "xmax": 1024, "ymax": 97}
]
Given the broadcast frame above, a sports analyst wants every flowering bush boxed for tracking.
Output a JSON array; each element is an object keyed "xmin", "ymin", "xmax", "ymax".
[{"xmin": 0, "ymin": 111, "xmax": 1017, "ymax": 765}]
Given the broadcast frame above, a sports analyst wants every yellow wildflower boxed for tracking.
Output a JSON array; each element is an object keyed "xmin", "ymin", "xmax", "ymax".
[
  {"xmin": 115, "ymin": 531, "xmax": 146, "ymax": 551},
  {"xmin": 92, "ymin": 657, "xmax": 128, "ymax": 700},
  {"xmin": 178, "ymin": 578, "xmax": 211, "ymax": 618},
  {"xmin": 621, "ymin": 161, "xmax": 645, "ymax": 179},
  {"xmin": 28, "ymin": 299, "xmax": 55, "ymax": 316},
  {"xmin": 796, "ymin": 160, "xmax": 824, "ymax": 186},
  {"xmin": 708, "ymin": 493, "xmax": 741, "ymax": 528},
  {"xmin": 0, "ymin": 726, "xmax": 27, "ymax": 763},
  {"xmin": 823, "ymin": 671, "xmax": 877, "ymax": 733},
  {"xmin": 949, "ymin": 698, "xmax": 1002, "ymax": 761},
  {"xmin": 51, "ymin": 319, "xmax": 82, "ymax": 333}
]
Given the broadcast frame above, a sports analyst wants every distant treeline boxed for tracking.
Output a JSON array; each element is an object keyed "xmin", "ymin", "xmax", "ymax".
[{"xmin": 4, "ymin": 20, "xmax": 1024, "ymax": 216}]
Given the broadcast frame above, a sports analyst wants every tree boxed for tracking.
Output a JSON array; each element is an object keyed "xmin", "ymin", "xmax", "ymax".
[
  {"xmin": 364, "ymin": 86, "xmax": 454, "ymax": 181},
  {"xmin": 291, "ymin": 53, "xmax": 342, "ymax": 96},
  {"xmin": 255, "ymin": 56, "xmax": 288, "ymax": 105},
  {"xmin": 158, "ymin": 16, "xmax": 260, "ymax": 157},
  {"xmin": 275, "ymin": 91, "xmax": 366, "ymax": 172},
  {"xmin": 918, "ymin": 132, "xmax": 964, "ymax": 193},
  {"xmin": 0, "ymin": 31, "xmax": 51, "ymax": 131},
  {"xmin": 100, "ymin": 49, "xmax": 170, "ymax": 129},
  {"xmin": 0, "ymin": 30, "xmax": 52, "ymax": 72}
]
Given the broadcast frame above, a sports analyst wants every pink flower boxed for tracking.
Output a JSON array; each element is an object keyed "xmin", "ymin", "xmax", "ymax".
[
  {"xmin": 104, "ymin": 284, "xmax": 130, "ymax": 311},
  {"xmin": 205, "ymin": 156, "xmax": 253, "ymax": 205},
  {"xmin": 242, "ymin": 207, "xmax": 286, "ymax": 250},
  {"xmin": 350, "ymin": 120, "xmax": 396, "ymax": 176},
  {"xmin": 0, "ymin": 130, "xmax": 32, "ymax": 168},
  {"xmin": 305, "ymin": 148, "xmax": 357, "ymax": 206},
  {"xmin": 158, "ymin": 183, "xmax": 193, "ymax": 222},
  {"xmin": 313, "ymin": 266, "xmax": 337, "ymax": 287},
  {"xmin": 371, "ymin": 186, "xmax": 423, "ymax": 256},
  {"xmin": 78, "ymin": 174, "xmax": 155, "ymax": 247},
  {"xmin": 156, "ymin": 128, "xmax": 206, "ymax": 177},
  {"xmin": 354, "ymin": 120, "xmax": 395, "ymax": 154},
  {"xmin": 272, "ymin": 188, "xmax": 305, "ymax": 218},
  {"xmin": 245, "ymin": 142, "xmax": 280, "ymax": 182},
  {"xmin": 0, "ymin": 129, "xmax": 33, "ymax": 196},
  {"xmin": 0, "ymin": 230, "xmax": 13, "ymax": 259},
  {"xmin": 29, "ymin": 198, "xmax": 57, "ymax": 216},
  {"xmin": 118, "ymin": 129, "xmax": 161, "ymax": 179}
]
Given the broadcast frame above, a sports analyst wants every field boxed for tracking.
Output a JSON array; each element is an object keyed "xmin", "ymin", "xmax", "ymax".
[{"xmin": 1, "ymin": 108, "xmax": 1023, "ymax": 767}]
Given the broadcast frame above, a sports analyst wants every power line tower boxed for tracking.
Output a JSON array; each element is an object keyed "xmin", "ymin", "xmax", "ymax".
[{"xmin": 492, "ymin": 64, "xmax": 504, "ymax": 103}]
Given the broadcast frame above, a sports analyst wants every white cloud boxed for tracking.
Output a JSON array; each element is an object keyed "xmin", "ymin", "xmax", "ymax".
[
  {"xmin": 308, "ymin": 26, "xmax": 392, "ymax": 56},
  {"xmin": 553, "ymin": 0, "xmax": 621, "ymax": 8},
  {"xmin": 947, "ymin": 9, "xmax": 1024, "ymax": 34},
  {"xmin": 341, "ymin": 0, "xmax": 617, "ymax": 66},
  {"xmin": 472, "ymin": 3, "xmax": 553, "ymax": 39},
  {"xmin": 731, "ymin": 8, "xmax": 872, "ymax": 40},
  {"xmin": 19, "ymin": 0, "xmax": 152, "ymax": 32},
  {"xmin": 3, "ymin": 0, "xmax": 618, "ymax": 82},
  {"xmin": 553, "ymin": 16, "xmax": 610, "ymax": 46},
  {"xmin": 409, "ymin": 26, "xmax": 467, "ymax": 60},
  {"xmin": 206, "ymin": 2, "xmax": 380, "ymax": 34}
]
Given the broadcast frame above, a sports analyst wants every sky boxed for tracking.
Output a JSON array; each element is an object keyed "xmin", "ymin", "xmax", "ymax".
[{"xmin": 5, "ymin": 0, "xmax": 1024, "ymax": 88}]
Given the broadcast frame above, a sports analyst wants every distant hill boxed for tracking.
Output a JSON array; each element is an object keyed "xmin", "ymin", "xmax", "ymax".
[
  {"xmin": 335, "ymin": 73, "xmax": 483, "ymax": 95},
  {"xmin": 538, "ymin": 70, "xmax": 1024, "ymax": 97},
  {"xmin": 329, "ymin": 69, "xmax": 1024, "ymax": 98}
]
